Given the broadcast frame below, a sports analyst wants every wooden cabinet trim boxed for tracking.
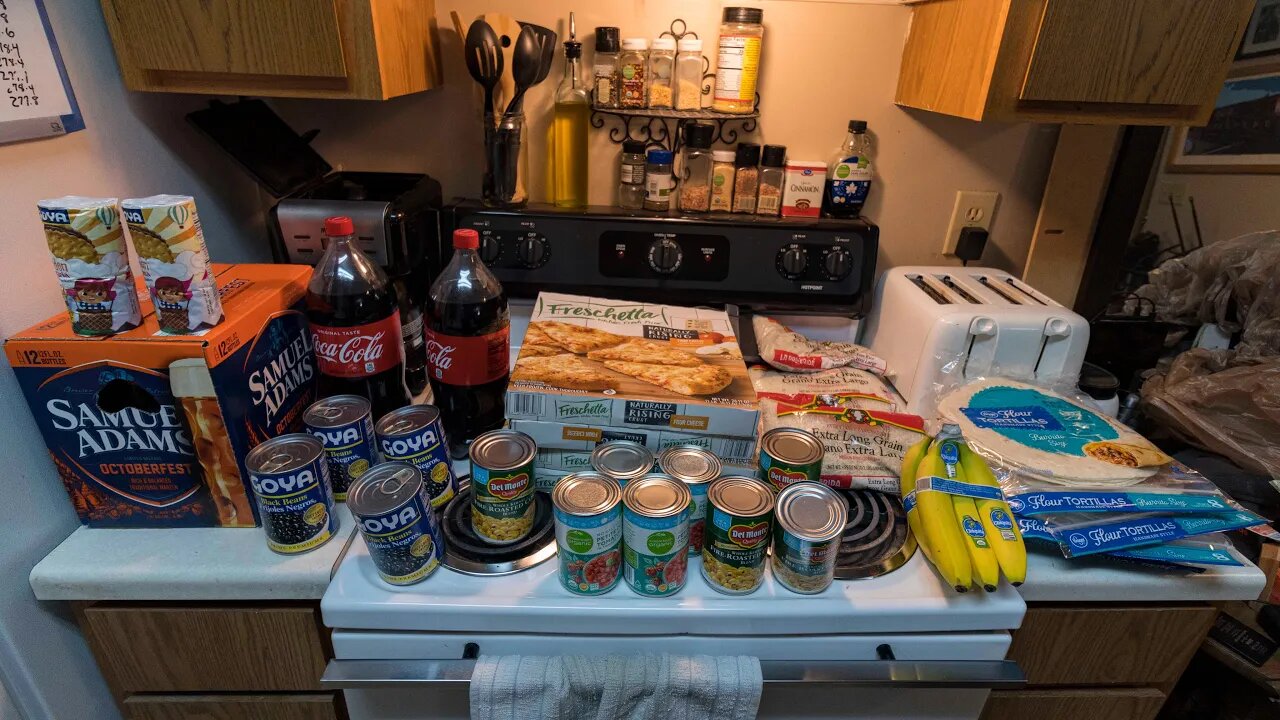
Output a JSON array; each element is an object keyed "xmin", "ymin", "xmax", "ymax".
[{"xmin": 981, "ymin": 688, "xmax": 1165, "ymax": 720}]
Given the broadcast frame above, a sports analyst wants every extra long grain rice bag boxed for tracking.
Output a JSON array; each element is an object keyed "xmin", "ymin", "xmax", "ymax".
[
  {"xmin": 748, "ymin": 365, "xmax": 903, "ymax": 410},
  {"xmin": 753, "ymin": 315, "xmax": 888, "ymax": 375}
]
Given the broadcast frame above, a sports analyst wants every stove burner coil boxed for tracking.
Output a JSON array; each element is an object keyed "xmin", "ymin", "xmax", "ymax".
[
  {"xmin": 833, "ymin": 489, "xmax": 916, "ymax": 580},
  {"xmin": 440, "ymin": 476, "xmax": 558, "ymax": 575}
]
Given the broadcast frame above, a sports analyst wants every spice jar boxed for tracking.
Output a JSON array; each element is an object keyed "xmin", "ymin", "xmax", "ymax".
[
  {"xmin": 648, "ymin": 37, "xmax": 676, "ymax": 109},
  {"xmin": 593, "ymin": 27, "xmax": 621, "ymax": 108},
  {"xmin": 756, "ymin": 144, "xmax": 786, "ymax": 217},
  {"xmin": 619, "ymin": 38, "xmax": 648, "ymax": 108},
  {"xmin": 732, "ymin": 143, "xmax": 761, "ymax": 214},
  {"xmin": 679, "ymin": 123, "xmax": 715, "ymax": 213},
  {"xmin": 644, "ymin": 149, "xmax": 675, "ymax": 211},
  {"xmin": 675, "ymin": 37, "xmax": 704, "ymax": 111},
  {"xmin": 618, "ymin": 140, "xmax": 647, "ymax": 210},
  {"xmin": 710, "ymin": 150, "xmax": 735, "ymax": 212},
  {"xmin": 714, "ymin": 7, "xmax": 764, "ymax": 114}
]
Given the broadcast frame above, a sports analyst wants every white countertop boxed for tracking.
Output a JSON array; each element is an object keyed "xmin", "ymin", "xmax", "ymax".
[
  {"xmin": 1017, "ymin": 545, "xmax": 1268, "ymax": 603},
  {"xmin": 29, "ymin": 505, "xmax": 357, "ymax": 602}
]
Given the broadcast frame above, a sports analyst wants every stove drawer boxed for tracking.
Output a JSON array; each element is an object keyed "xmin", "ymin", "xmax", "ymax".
[{"xmin": 123, "ymin": 693, "xmax": 342, "ymax": 720}]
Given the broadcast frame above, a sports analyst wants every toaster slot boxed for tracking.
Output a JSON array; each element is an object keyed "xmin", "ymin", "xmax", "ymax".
[
  {"xmin": 909, "ymin": 274, "xmax": 952, "ymax": 304},
  {"xmin": 940, "ymin": 276, "xmax": 979, "ymax": 304},
  {"xmin": 1004, "ymin": 277, "xmax": 1051, "ymax": 306},
  {"xmin": 978, "ymin": 276, "xmax": 1022, "ymax": 304}
]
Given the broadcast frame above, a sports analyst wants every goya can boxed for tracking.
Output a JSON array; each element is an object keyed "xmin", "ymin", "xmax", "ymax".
[
  {"xmin": 658, "ymin": 445, "xmax": 722, "ymax": 555},
  {"xmin": 702, "ymin": 476, "xmax": 774, "ymax": 595},
  {"xmin": 374, "ymin": 405, "xmax": 456, "ymax": 508},
  {"xmin": 590, "ymin": 441, "xmax": 654, "ymax": 487},
  {"xmin": 469, "ymin": 430, "xmax": 537, "ymax": 544},
  {"xmin": 621, "ymin": 474, "xmax": 691, "ymax": 597},
  {"xmin": 304, "ymin": 394, "xmax": 377, "ymax": 501},
  {"xmin": 552, "ymin": 472, "xmax": 623, "ymax": 595},
  {"xmin": 772, "ymin": 482, "xmax": 847, "ymax": 594},
  {"xmin": 245, "ymin": 434, "xmax": 337, "ymax": 555},
  {"xmin": 347, "ymin": 462, "xmax": 444, "ymax": 586},
  {"xmin": 759, "ymin": 427, "xmax": 824, "ymax": 491}
]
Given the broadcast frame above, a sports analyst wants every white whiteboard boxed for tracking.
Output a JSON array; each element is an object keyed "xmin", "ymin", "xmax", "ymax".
[{"xmin": 0, "ymin": 0, "xmax": 82, "ymax": 144}]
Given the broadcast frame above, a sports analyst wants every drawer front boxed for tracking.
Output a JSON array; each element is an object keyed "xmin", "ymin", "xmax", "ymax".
[
  {"xmin": 124, "ymin": 694, "xmax": 340, "ymax": 720},
  {"xmin": 1009, "ymin": 605, "xmax": 1216, "ymax": 686},
  {"xmin": 981, "ymin": 688, "xmax": 1164, "ymax": 720},
  {"xmin": 82, "ymin": 606, "xmax": 328, "ymax": 693},
  {"xmin": 102, "ymin": 0, "xmax": 348, "ymax": 78}
]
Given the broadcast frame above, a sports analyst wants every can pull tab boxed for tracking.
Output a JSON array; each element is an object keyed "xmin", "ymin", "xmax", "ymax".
[{"xmin": 260, "ymin": 451, "xmax": 296, "ymax": 472}]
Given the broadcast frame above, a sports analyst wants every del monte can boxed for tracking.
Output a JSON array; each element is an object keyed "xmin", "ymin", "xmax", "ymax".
[
  {"xmin": 469, "ymin": 429, "xmax": 537, "ymax": 544},
  {"xmin": 702, "ymin": 475, "xmax": 774, "ymax": 595}
]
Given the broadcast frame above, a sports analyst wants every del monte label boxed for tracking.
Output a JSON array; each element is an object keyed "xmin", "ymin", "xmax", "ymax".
[{"xmin": 729, "ymin": 521, "xmax": 770, "ymax": 548}]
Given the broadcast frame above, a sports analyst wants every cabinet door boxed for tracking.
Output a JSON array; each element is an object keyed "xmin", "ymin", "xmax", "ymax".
[
  {"xmin": 1020, "ymin": 0, "xmax": 1239, "ymax": 106},
  {"xmin": 981, "ymin": 689, "xmax": 1165, "ymax": 720},
  {"xmin": 123, "ymin": 694, "xmax": 340, "ymax": 720}
]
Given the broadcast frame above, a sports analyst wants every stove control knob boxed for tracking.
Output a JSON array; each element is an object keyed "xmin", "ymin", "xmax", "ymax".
[
  {"xmin": 822, "ymin": 247, "xmax": 853, "ymax": 280},
  {"xmin": 777, "ymin": 246, "xmax": 809, "ymax": 279},
  {"xmin": 648, "ymin": 238, "xmax": 683, "ymax": 274},
  {"xmin": 479, "ymin": 233, "xmax": 502, "ymax": 265},
  {"xmin": 516, "ymin": 234, "xmax": 549, "ymax": 268}
]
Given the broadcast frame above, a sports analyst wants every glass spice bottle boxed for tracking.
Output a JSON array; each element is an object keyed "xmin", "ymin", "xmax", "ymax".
[
  {"xmin": 710, "ymin": 150, "xmax": 735, "ymax": 212},
  {"xmin": 619, "ymin": 38, "xmax": 648, "ymax": 108},
  {"xmin": 675, "ymin": 37, "xmax": 704, "ymax": 111},
  {"xmin": 593, "ymin": 27, "xmax": 621, "ymax": 108},
  {"xmin": 757, "ymin": 144, "xmax": 786, "ymax": 217},
  {"xmin": 732, "ymin": 143, "xmax": 761, "ymax": 214},
  {"xmin": 679, "ymin": 123, "xmax": 715, "ymax": 213},
  {"xmin": 618, "ymin": 140, "xmax": 647, "ymax": 210},
  {"xmin": 644, "ymin": 149, "xmax": 675, "ymax": 211},
  {"xmin": 714, "ymin": 7, "xmax": 764, "ymax": 114},
  {"xmin": 648, "ymin": 37, "xmax": 676, "ymax": 109}
]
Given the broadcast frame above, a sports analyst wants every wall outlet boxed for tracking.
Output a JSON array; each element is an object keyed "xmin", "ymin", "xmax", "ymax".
[{"xmin": 943, "ymin": 191, "xmax": 999, "ymax": 256}]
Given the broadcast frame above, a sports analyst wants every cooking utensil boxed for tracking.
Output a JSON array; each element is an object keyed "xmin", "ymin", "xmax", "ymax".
[
  {"xmin": 482, "ymin": 13, "xmax": 520, "ymax": 119},
  {"xmin": 519, "ymin": 22, "xmax": 558, "ymax": 86},
  {"xmin": 464, "ymin": 20, "xmax": 503, "ymax": 122},
  {"xmin": 504, "ymin": 25, "xmax": 541, "ymax": 116}
]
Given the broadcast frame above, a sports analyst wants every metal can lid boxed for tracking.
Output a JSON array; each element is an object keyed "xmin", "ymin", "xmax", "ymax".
[
  {"xmin": 775, "ymin": 482, "xmax": 847, "ymax": 542},
  {"xmin": 708, "ymin": 476, "xmax": 775, "ymax": 517},
  {"xmin": 761, "ymin": 427, "xmax": 824, "ymax": 465},
  {"xmin": 374, "ymin": 404, "xmax": 442, "ymax": 438},
  {"xmin": 469, "ymin": 429, "xmax": 537, "ymax": 471},
  {"xmin": 590, "ymin": 441, "xmax": 654, "ymax": 481},
  {"xmin": 552, "ymin": 472, "xmax": 622, "ymax": 517},
  {"xmin": 622, "ymin": 474, "xmax": 691, "ymax": 519},
  {"xmin": 304, "ymin": 394, "xmax": 371, "ymax": 428},
  {"xmin": 658, "ymin": 445, "xmax": 722, "ymax": 485},
  {"xmin": 346, "ymin": 462, "xmax": 424, "ymax": 516},
  {"xmin": 245, "ymin": 433, "xmax": 325, "ymax": 475}
]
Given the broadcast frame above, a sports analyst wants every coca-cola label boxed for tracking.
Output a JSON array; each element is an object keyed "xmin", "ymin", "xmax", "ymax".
[
  {"xmin": 312, "ymin": 312, "xmax": 404, "ymax": 379},
  {"xmin": 424, "ymin": 326, "xmax": 510, "ymax": 386}
]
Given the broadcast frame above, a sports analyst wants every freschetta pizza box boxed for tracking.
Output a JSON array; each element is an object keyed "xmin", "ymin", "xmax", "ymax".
[
  {"xmin": 506, "ymin": 293, "xmax": 759, "ymax": 437},
  {"xmin": 512, "ymin": 419, "xmax": 757, "ymax": 466}
]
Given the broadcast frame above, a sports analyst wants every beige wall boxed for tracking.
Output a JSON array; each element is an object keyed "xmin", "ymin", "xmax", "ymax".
[{"xmin": 271, "ymin": 0, "xmax": 1059, "ymax": 273}]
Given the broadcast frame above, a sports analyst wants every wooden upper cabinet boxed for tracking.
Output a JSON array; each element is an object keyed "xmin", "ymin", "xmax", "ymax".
[
  {"xmin": 98, "ymin": 0, "xmax": 441, "ymax": 100},
  {"xmin": 896, "ymin": 0, "xmax": 1255, "ymax": 125}
]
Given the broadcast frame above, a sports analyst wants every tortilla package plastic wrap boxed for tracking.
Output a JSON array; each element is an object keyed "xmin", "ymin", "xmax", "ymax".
[
  {"xmin": 748, "ymin": 365, "xmax": 904, "ymax": 411},
  {"xmin": 1025, "ymin": 508, "xmax": 1266, "ymax": 558},
  {"xmin": 1001, "ymin": 462, "xmax": 1239, "ymax": 516},
  {"xmin": 1018, "ymin": 519, "xmax": 1246, "ymax": 568},
  {"xmin": 753, "ymin": 315, "xmax": 888, "ymax": 375}
]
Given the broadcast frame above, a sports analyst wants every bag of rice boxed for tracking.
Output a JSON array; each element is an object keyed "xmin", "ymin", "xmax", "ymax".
[
  {"xmin": 748, "ymin": 365, "xmax": 903, "ymax": 411},
  {"xmin": 753, "ymin": 315, "xmax": 887, "ymax": 375}
]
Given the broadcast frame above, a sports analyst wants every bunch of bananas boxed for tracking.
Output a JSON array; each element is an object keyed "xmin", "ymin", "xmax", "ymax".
[{"xmin": 901, "ymin": 430, "xmax": 1026, "ymax": 593}]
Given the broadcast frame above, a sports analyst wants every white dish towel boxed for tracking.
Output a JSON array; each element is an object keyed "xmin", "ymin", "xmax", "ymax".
[{"xmin": 469, "ymin": 653, "xmax": 763, "ymax": 720}]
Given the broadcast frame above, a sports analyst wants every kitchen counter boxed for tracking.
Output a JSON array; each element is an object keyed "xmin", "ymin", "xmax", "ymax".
[
  {"xmin": 29, "ymin": 505, "xmax": 357, "ymax": 601},
  {"xmin": 1018, "ymin": 545, "xmax": 1267, "ymax": 603}
]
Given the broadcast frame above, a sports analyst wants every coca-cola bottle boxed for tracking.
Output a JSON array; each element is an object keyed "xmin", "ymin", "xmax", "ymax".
[
  {"xmin": 426, "ymin": 228, "xmax": 510, "ymax": 456},
  {"xmin": 306, "ymin": 216, "xmax": 411, "ymax": 419}
]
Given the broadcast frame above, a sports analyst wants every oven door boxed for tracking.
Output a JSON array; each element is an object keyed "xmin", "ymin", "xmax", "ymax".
[{"xmin": 325, "ymin": 630, "xmax": 1022, "ymax": 720}]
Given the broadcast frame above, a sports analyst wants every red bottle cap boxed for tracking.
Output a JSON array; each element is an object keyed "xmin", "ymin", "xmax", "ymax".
[
  {"xmin": 325, "ymin": 216, "xmax": 355, "ymax": 236},
  {"xmin": 454, "ymin": 228, "xmax": 480, "ymax": 250}
]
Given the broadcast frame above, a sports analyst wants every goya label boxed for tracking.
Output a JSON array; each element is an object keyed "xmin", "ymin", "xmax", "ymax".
[
  {"xmin": 773, "ymin": 530, "xmax": 838, "ymax": 594},
  {"xmin": 307, "ymin": 414, "xmax": 376, "ymax": 500},
  {"xmin": 687, "ymin": 483, "xmax": 709, "ymax": 555},
  {"xmin": 377, "ymin": 418, "xmax": 456, "ymax": 507},
  {"xmin": 554, "ymin": 506, "xmax": 623, "ymax": 595},
  {"xmin": 355, "ymin": 492, "xmax": 442, "ymax": 586},
  {"xmin": 702, "ymin": 506, "xmax": 771, "ymax": 594},
  {"xmin": 758, "ymin": 452, "xmax": 821, "ymax": 492},
  {"xmin": 250, "ymin": 460, "xmax": 336, "ymax": 554},
  {"xmin": 471, "ymin": 463, "xmax": 535, "ymax": 544},
  {"xmin": 622, "ymin": 507, "xmax": 689, "ymax": 597}
]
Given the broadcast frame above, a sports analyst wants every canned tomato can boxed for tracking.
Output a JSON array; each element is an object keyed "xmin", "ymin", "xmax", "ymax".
[
  {"xmin": 304, "ymin": 394, "xmax": 377, "ymax": 501},
  {"xmin": 246, "ymin": 434, "xmax": 338, "ymax": 555},
  {"xmin": 374, "ymin": 405, "xmax": 456, "ymax": 508},
  {"xmin": 469, "ymin": 430, "xmax": 537, "ymax": 545},
  {"xmin": 759, "ymin": 427, "xmax": 824, "ymax": 491},
  {"xmin": 347, "ymin": 462, "xmax": 444, "ymax": 585},
  {"xmin": 702, "ymin": 476, "xmax": 774, "ymax": 595},
  {"xmin": 773, "ymin": 482, "xmax": 847, "ymax": 594},
  {"xmin": 590, "ymin": 441, "xmax": 654, "ymax": 487},
  {"xmin": 658, "ymin": 445, "xmax": 721, "ymax": 555},
  {"xmin": 552, "ymin": 472, "xmax": 623, "ymax": 595},
  {"xmin": 621, "ymin": 474, "xmax": 691, "ymax": 597}
]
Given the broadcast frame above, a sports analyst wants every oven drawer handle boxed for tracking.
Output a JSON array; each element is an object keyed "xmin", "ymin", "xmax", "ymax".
[{"xmin": 321, "ymin": 659, "xmax": 1025, "ymax": 690}]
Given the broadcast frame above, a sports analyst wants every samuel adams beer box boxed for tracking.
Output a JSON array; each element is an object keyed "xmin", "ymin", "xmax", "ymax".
[{"xmin": 6, "ymin": 264, "xmax": 317, "ymax": 528}]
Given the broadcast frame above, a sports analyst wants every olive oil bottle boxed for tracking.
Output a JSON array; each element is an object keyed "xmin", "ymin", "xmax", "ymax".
[{"xmin": 553, "ymin": 13, "xmax": 589, "ymax": 208}]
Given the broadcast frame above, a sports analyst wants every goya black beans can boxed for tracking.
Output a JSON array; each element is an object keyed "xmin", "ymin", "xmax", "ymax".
[
  {"xmin": 590, "ymin": 440, "xmax": 654, "ymax": 487},
  {"xmin": 773, "ymin": 481, "xmax": 847, "ymax": 594},
  {"xmin": 374, "ymin": 405, "xmax": 456, "ymax": 508},
  {"xmin": 657, "ymin": 445, "xmax": 721, "ymax": 556},
  {"xmin": 347, "ymin": 462, "xmax": 443, "ymax": 586},
  {"xmin": 552, "ymin": 472, "xmax": 623, "ymax": 596},
  {"xmin": 304, "ymin": 394, "xmax": 377, "ymax": 501},
  {"xmin": 702, "ymin": 476, "xmax": 774, "ymax": 595},
  {"xmin": 246, "ymin": 434, "xmax": 337, "ymax": 555},
  {"xmin": 469, "ymin": 430, "xmax": 537, "ymax": 545},
  {"xmin": 758, "ymin": 427, "xmax": 824, "ymax": 492}
]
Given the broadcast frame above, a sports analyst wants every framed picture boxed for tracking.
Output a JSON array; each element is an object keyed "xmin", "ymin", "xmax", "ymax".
[
  {"xmin": 1239, "ymin": 0, "xmax": 1280, "ymax": 60},
  {"xmin": 1167, "ymin": 70, "xmax": 1280, "ymax": 174}
]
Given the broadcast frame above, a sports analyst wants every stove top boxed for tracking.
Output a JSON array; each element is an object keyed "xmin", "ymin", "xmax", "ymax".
[
  {"xmin": 835, "ymin": 489, "xmax": 917, "ymax": 580},
  {"xmin": 440, "ymin": 477, "xmax": 557, "ymax": 576}
]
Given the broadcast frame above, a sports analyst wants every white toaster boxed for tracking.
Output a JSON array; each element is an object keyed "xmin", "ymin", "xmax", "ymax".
[{"xmin": 860, "ymin": 266, "xmax": 1089, "ymax": 413}]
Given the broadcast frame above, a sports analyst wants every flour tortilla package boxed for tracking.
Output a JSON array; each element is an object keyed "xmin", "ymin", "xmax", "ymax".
[
  {"xmin": 752, "ymin": 315, "xmax": 887, "ymax": 375},
  {"xmin": 1000, "ymin": 462, "xmax": 1240, "ymax": 516},
  {"xmin": 1018, "ymin": 518, "xmax": 1247, "ymax": 568},
  {"xmin": 748, "ymin": 365, "xmax": 904, "ymax": 411},
  {"xmin": 1033, "ymin": 505, "xmax": 1267, "ymax": 558}
]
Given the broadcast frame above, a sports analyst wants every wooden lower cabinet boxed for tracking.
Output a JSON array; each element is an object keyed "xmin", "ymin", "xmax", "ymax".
[
  {"xmin": 982, "ymin": 688, "xmax": 1165, "ymax": 720},
  {"xmin": 123, "ymin": 694, "xmax": 341, "ymax": 720}
]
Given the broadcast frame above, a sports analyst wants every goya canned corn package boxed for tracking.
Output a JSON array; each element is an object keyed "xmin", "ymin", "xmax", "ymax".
[
  {"xmin": 759, "ymin": 427, "xmax": 824, "ymax": 491},
  {"xmin": 552, "ymin": 472, "xmax": 623, "ymax": 595},
  {"xmin": 772, "ymin": 482, "xmax": 847, "ymax": 594},
  {"xmin": 347, "ymin": 462, "xmax": 444, "ymax": 586},
  {"xmin": 658, "ymin": 445, "xmax": 721, "ymax": 555},
  {"xmin": 374, "ymin": 404, "xmax": 456, "ymax": 508},
  {"xmin": 702, "ymin": 476, "xmax": 774, "ymax": 595},
  {"xmin": 621, "ymin": 474, "xmax": 691, "ymax": 597},
  {"xmin": 246, "ymin": 434, "xmax": 338, "ymax": 554},
  {"xmin": 304, "ymin": 394, "xmax": 377, "ymax": 501},
  {"xmin": 470, "ymin": 430, "xmax": 537, "ymax": 544}
]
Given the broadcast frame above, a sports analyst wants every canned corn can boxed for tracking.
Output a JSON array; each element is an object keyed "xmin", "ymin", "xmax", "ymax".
[
  {"xmin": 552, "ymin": 472, "xmax": 623, "ymax": 595},
  {"xmin": 657, "ymin": 445, "xmax": 722, "ymax": 555},
  {"xmin": 374, "ymin": 404, "xmax": 456, "ymax": 508},
  {"xmin": 304, "ymin": 394, "xmax": 377, "ymax": 501},
  {"xmin": 621, "ymin": 474, "xmax": 691, "ymax": 597},
  {"xmin": 347, "ymin": 462, "xmax": 443, "ymax": 586},
  {"xmin": 702, "ymin": 476, "xmax": 774, "ymax": 595},
  {"xmin": 590, "ymin": 440, "xmax": 654, "ymax": 487},
  {"xmin": 759, "ymin": 427, "xmax": 824, "ymax": 491},
  {"xmin": 246, "ymin": 434, "xmax": 337, "ymax": 555},
  {"xmin": 772, "ymin": 482, "xmax": 847, "ymax": 594},
  {"xmin": 469, "ymin": 430, "xmax": 537, "ymax": 544}
]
